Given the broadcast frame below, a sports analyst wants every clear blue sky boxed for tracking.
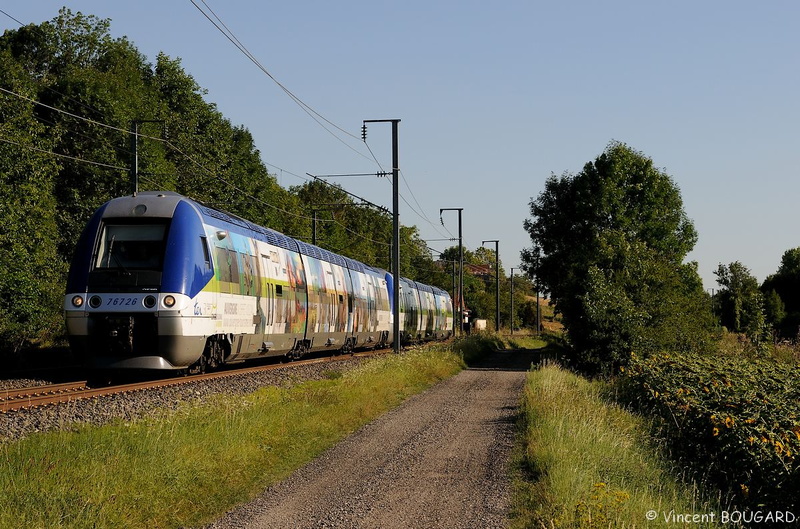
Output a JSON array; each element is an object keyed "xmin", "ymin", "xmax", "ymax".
[{"xmin": 3, "ymin": 1, "xmax": 799, "ymax": 289}]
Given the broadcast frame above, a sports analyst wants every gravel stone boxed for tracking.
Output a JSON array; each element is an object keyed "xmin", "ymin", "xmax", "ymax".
[
  {"xmin": 204, "ymin": 348, "xmax": 534, "ymax": 529},
  {"xmin": 0, "ymin": 357, "xmax": 367, "ymax": 442}
]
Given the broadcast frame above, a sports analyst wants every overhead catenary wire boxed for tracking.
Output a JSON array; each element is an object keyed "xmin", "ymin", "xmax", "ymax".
[
  {"xmin": 0, "ymin": 136, "xmax": 128, "ymax": 171},
  {"xmin": 1, "ymin": 86, "xmax": 396, "ymax": 248},
  {"xmin": 0, "ymin": 8, "xmax": 24, "ymax": 26},
  {"xmin": 0, "ymin": 85, "xmax": 315, "ymax": 220},
  {"xmin": 3, "ymin": 4, "xmax": 450, "ymax": 251},
  {"xmin": 0, "ymin": 16, "xmax": 416, "ymax": 254},
  {"xmin": 188, "ymin": 2, "xmax": 455, "ymax": 250},
  {"xmin": 190, "ymin": 0, "xmax": 437, "ymax": 249},
  {"xmin": 306, "ymin": 173, "xmax": 390, "ymax": 215},
  {"xmin": 0, "ymin": 85, "xmax": 322, "ymax": 224},
  {"xmin": 400, "ymin": 169, "xmax": 455, "ymax": 240},
  {"xmin": 190, "ymin": 0, "xmax": 375, "ymax": 165}
]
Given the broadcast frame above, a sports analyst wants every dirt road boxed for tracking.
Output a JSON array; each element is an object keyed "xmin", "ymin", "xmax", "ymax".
[{"xmin": 204, "ymin": 348, "xmax": 535, "ymax": 529}]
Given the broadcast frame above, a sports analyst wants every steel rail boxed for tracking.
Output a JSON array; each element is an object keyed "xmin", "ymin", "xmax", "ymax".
[{"xmin": 1, "ymin": 349, "xmax": 387, "ymax": 414}]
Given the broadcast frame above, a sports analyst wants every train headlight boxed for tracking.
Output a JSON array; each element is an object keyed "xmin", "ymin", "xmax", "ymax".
[
  {"xmin": 71, "ymin": 295, "xmax": 84, "ymax": 308},
  {"xmin": 89, "ymin": 296, "xmax": 102, "ymax": 309},
  {"xmin": 163, "ymin": 295, "xmax": 176, "ymax": 308},
  {"xmin": 143, "ymin": 295, "xmax": 157, "ymax": 309}
]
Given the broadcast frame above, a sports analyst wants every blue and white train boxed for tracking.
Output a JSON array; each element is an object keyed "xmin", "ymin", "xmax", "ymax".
[{"xmin": 64, "ymin": 192, "xmax": 454, "ymax": 371}]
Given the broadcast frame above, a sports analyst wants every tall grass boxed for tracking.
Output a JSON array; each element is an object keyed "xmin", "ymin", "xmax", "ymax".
[
  {"xmin": 511, "ymin": 363, "xmax": 724, "ymax": 528},
  {"xmin": 0, "ymin": 343, "xmax": 472, "ymax": 529}
]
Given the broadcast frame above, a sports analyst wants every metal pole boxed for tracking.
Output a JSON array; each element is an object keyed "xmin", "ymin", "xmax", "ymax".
[
  {"xmin": 129, "ymin": 119, "xmax": 164, "ymax": 196},
  {"xmin": 452, "ymin": 260, "xmax": 456, "ymax": 335},
  {"xmin": 440, "ymin": 208, "xmax": 464, "ymax": 335},
  {"xmin": 496, "ymin": 247, "xmax": 499, "ymax": 332},
  {"xmin": 391, "ymin": 120, "xmax": 400, "ymax": 354},
  {"xmin": 535, "ymin": 248, "xmax": 542, "ymax": 334},
  {"xmin": 510, "ymin": 267, "xmax": 515, "ymax": 336},
  {"xmin": 537, "ymin": 287, "xmax": 541, "ymax": 334},
  {"xmin": 458, "ymin": 210, "xmax": 463, "ymax": 334},
  {"xmin": 130, "ymin": 120, "xmax": 139, "ymax": 196},
  {"xmin": 482, "ymin": 240, "xmax": 500, "ymax": 332},
  {"xmin": 363, "ymin": 119, "xmax": 401, "ymax": 354}
]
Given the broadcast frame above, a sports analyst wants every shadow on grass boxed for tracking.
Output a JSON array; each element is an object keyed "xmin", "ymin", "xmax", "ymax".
[{"xmin": 464, "ymin": 341, "xmax": 567, "ymax": 373}]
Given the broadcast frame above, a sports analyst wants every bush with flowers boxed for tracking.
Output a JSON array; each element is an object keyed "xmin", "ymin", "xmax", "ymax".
[{"xmin": 619, "ymin": 352, "xmax": 800, "ymax": 510}]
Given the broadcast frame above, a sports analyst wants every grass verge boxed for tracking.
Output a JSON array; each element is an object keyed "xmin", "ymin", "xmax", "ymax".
[
  {"xmin": 0, "ymin": 339, "xmax": 493, "ymax": 529},
  {"xmin": 511, "ymin": 362, "xmax": 724, "ymax": 528}
]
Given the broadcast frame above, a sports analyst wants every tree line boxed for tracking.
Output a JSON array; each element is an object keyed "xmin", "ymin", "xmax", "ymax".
[
  {"xmin": 0, "ymin": 9, "xmax": 534, "ymax": 359},
  {"xmin": 714, "ymin": 252, "xmax": 800, "ymax": 346},
  {"xmin": 522, "ymin": 141, "xmax": 800, "ymax": 373}
]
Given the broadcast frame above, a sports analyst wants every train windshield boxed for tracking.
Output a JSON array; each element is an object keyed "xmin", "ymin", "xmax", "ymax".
[{"xmin": 95, "ymin": 223, "xmax": 167, "ymax": 271}]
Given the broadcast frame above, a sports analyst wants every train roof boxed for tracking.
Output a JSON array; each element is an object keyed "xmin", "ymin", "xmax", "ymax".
[{"xmin": 109, "ymin": 192, "xmax": 448, "ymax": 296}]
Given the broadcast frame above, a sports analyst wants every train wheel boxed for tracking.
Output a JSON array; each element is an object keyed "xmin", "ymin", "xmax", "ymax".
[
  {"xmin": 206, "ymin": 338, "xmax": 225, "ymax": 369},
  {"xmin": 191, "ymin": 337, "xmax": 226, "ymax": 374},
  {"xmin": 287, "ymin": 340, "xmax": 309, "ymax": 361}
]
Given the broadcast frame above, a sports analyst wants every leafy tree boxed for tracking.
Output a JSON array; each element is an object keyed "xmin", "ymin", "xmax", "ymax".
[
  {"xmin": 1, "ymin": 9, "xmax": 164, "ymax": 262},
  {"xmin": 0, "ymin": 47, "xmax": 64, "ymax": 355},
  {"xmin": 762, "ymin": 247, "xmax": 800, "ymax": 338},
  {"xmin": 714, "ymin": 261, "xmax": 768, "ymax": 344},
  {"xmin": 522, "ymin": 142, "xmax": 714, "ymax": 373},
  {"xmin": 763, "ymin": 289, "xmax": 786, "ymax": 334}
]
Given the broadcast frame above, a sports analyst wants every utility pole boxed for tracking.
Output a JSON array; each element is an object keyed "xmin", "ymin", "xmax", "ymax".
[
  {"xmin": 535, "ymin": 247, "xmax": 542, "ymax": 334},
  {"xmin": 482, "ymin": 239, "xmax": 500, "ymax": 332},
  {"xmin": 129, "ymin": 119, "xmax": 165, "ymax": 196},
  {"xmin": 363, "ymin": 119, "xmax": 401, "ymax": 354},
  {"xmin": 130, "ymin": 121, "xmax": 139, "ymax": 196},
  {"xmin": 510, "ymin": 267, "xmax": 516, "ymax": 335},
  {"xmin": 440, "ymin": 208, "xmax": 463, "ymax": 334}
]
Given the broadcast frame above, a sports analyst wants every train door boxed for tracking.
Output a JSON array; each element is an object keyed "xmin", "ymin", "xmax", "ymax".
[
  {"xmin": 343, "ymin": 268, "xmax": 355, "ymax": 337},
  {"xmin": 365, "ymin": 274, "xmax": 377, "ymax": 332},
  {"xmin": 425, "ymin": 290, "xmax": 435, "ymax": 338},
  {"xmin": 260, "ymin": 253, "xmax": 276, "ymax": 350}
]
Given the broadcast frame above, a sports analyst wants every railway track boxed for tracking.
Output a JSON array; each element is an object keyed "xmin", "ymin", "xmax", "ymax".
[
  {"xmin": 0, "ymin": 350, "xmax": 385, "ymax": 414},
  {"xmin": 1, "ymin": 380, "xmax": 90, "ymax": 412}
]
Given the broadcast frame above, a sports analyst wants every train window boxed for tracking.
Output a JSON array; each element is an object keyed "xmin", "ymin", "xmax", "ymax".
[
  {"xmin": 243, "ymin": 255, "xmax": 258, "ymax": 296},
  {"xmin": 215, "ymin": 247, "xmax": 231, "ymax": 282},
  {"xmin": 228, "ymin": 250, "xmax": 240, "ymax": 284},
  {"xmin": 201, "ymin": 237, "xmax": 211, "ymax": 269},
  {"xmin": 276, "ymin": 284, "xmax": 283, "ymax": 297},
  {"xmin": 95, "ymin": 223, "xmax": 166, "ymax": 270}
]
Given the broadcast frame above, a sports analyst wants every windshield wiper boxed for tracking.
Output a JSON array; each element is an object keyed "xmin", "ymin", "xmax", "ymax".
[{"xmin": 107, "ymin": 235, "xmax": 131, "ymax": 275}]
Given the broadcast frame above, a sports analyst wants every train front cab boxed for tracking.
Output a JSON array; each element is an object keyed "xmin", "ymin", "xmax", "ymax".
[{"xmin": 65, "ymin": 193, "xmax": 214, "ymax": 370}]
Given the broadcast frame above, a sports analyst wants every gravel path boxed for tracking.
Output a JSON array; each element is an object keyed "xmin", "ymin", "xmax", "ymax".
[{"xmin": 205, "ymin": 348, "xmax": 534, "ymax": 529}]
